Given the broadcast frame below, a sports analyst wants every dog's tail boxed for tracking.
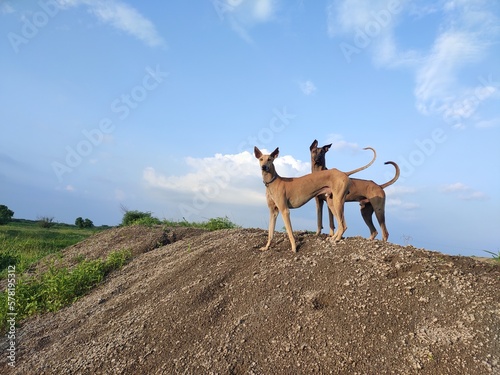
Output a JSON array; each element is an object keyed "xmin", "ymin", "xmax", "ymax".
[
  {"xmin": 379, "ymin": 161, "xmax": 400, "ymax": 189},
  {"xmin": 345, "ymin": 147, "xmax": 376, "ymax": 176}
]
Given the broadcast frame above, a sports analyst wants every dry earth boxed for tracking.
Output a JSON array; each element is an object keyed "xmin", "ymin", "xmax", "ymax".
[{"xmin": 2, "ymin": 226, "xmax": 499, "ymax": 374}]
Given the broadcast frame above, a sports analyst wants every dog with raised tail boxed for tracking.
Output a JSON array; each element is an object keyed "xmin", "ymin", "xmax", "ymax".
[
  {"xmin": 255, "ymin": 146, "xmax": 375, "ymax": 252},
  {"xmin": 310, "ymin": 139, "xmax": 400, "ymax": 241}
]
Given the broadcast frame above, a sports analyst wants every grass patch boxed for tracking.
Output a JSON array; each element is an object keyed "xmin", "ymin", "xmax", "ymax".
[
  {"xmin": 161, "ymin": 216, "xmax": 240, "ymax": 231},
  {"xmin": 0, "ymin": 216, "xmax": 239, "ymax": 333},
  {"xmin": 0, "ymin": 249, "xmax": 131, "ymax": 332},
  {"xmin": 483, "ymin": 249, "xmax": 500, "ymax": 264},
  {"xmin": 0, "ymin": 221, "xmax": 102, "ymax": 279}
]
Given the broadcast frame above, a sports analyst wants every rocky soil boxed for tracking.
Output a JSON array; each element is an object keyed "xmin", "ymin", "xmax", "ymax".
[{"xmin": 2, "ymin": 226, "xmax": 499, "ymax": 374}]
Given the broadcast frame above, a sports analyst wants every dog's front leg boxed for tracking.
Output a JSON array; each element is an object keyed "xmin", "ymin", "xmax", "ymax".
[
  {"xmin": 281, "ymin": 208, "xmax": 297, "ymax": 252},
  {"xmin": 261, "ymin": 205, "xmax": 278, "ymax": 251}
]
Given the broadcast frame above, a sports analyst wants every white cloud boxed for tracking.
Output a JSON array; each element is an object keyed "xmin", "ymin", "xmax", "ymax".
[
  {"xmin": 386, "ymin": 198, "xmax": 420, "ymax": 210},
  {"xmin": 143, "ymin": 150, "xmax": 310, "ymax": 210},
  {"xmin": 299, "ymin": 80, "xmax": 317, "ymax": 95},
  {"xmin": 216, "ymin": 0, "xmax": 278, "ymax": 42},
  {"xmin": 0, "ymin": 2, "xmax": 14, "ymax": 14},
  {"xmin": 385, "ymin": 185, "xmax": 419, "ymax": 210},
  {"xmin": 58, "ymin": 0, "xmax": 165, "ymax": 47},
  {"xmin": 441, "ymin": 182, "xmax": 468, "ymax": 193},
  {"xmin": 440, "ymin": 182, "xmax": 488, "ymax": 201},
  {"xmin": 324, "ymin": 134, "xmax": 359, "ymax": 151},
  {"xmin": 475, "ymin": 117, "xmax": 500, "ymax": 129},
  {"xmin": 327, "ymin": 0, "xmax": 500, "ymax": 127},
  {"xmin": 327, "ymin": 0, "xmax": 404, "ymax": 66}
]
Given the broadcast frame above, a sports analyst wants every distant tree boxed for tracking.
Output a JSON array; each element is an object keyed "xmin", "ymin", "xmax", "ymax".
[
  {"xmin": 75, "ymin": 217, "xmax": 94, "ymax": 229},
  {"xmin": 75, "ymin": 217, "xmax": 84, "ymax": 228},
  {"xmin": 83, "ymin": 218, "xmax": 94, "ymax": 228},
  {"xmin": 0, "ymin": 205, "xmax": 14, "ymax": 225}
]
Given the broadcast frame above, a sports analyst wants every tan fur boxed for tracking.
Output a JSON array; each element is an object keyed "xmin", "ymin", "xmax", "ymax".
[
  {"xmin": 309, "ymin": 140, "xmax": 400, "ymax": 241},
  {"xmin": 255, "ymin": 146, "xmax": 353, "ymax": 253}
]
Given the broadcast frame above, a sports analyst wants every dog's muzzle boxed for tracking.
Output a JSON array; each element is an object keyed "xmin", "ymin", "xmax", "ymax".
[{"xmin": 262, "ymin": 165, "xmax": 270, "ymax": 172}]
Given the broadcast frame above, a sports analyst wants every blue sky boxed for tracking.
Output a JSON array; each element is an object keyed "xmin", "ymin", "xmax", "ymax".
[{"xmin": 1, "ymin": 0, "xmax": 499, "ymax": 256}]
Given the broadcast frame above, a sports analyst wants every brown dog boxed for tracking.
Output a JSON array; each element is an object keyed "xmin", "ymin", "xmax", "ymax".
[
  {"xmin": 254, "ymin": 146, "xmax": 375, "ymax": 252},
  {"xmin": 310, "ymin": 140, "xmax": 400, "ymax": 241}
]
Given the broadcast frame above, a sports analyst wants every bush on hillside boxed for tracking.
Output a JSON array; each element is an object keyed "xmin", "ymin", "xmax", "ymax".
[
  {"xmin": 121, "ymin": 210, "xmax": 160, "ymax": 226},
  {"xmin": 0, "ymin": 205, "xmax": 14, "ymax": 225}
]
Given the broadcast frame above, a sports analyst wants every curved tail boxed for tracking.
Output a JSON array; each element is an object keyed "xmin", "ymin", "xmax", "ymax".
[
  {"xmin": 380, "ymin": 161, "xmax": 400, "ymax": 189},
  {"xmin": 345, "ymin": 147, "xmax": 377, "ymax": 176}
]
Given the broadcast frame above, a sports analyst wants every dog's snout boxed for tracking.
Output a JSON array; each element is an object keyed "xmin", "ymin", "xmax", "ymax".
[{"xmin": 261, "ymin": 165, "xmax": 269, "ymax": 172}]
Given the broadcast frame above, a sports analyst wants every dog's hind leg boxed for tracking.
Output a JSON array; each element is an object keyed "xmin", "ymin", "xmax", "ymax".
[
  {"xmin": 360, "ymin": 202, "xmax": 378, "ymax": 240},
  {"xmin": 315, "ymin": 196, "xmax": 324, "ymax": 235},
  {"xmin": 371, "ymin": 197, "xmax": 389, "ymax": 241},
  {"xmin": 327, "ymin": 192, "xmax": 347, "ymax": 241},
  {"xmin": 327, "ymin": 205, "xmax": 335, "ymax": 236}
]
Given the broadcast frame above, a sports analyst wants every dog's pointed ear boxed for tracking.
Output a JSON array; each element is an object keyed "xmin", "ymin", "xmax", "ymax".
[
  {"xmin": 310, "ymin": 140, "xmax": 318, "ymax": 151},
  {"xmin": 324, "ymin": 143, "xmax": 332, "ymax": 152},
  {"xmin": 270, "ymin": 147, "xmax": 279, "ymax": 158},
  {"xmin": 254, "ymin": 146, "xmax": 262, "ymax": 159}
]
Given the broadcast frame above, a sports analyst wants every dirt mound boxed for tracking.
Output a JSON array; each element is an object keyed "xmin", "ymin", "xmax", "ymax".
[{"xmin": 3, "ymin": 227, "xmax": 499, "ymax": 374}]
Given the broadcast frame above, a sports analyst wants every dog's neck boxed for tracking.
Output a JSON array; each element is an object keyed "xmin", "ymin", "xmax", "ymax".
[
  {"xmin": 311, "ymin": 157, "xmax": 327, "ymax": 172},
  {"xmin": 262, "ymin": 168, "xmax": 278, "ymax": 187},
  {"xmin": 263, "ymin": 173, "xmax": 278, "ymax": 187}
]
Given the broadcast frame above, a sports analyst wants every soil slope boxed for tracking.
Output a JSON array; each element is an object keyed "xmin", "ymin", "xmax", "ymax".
[{"xmin": 2, "ymin": 227, "xmax": 499, "ymax": 374}]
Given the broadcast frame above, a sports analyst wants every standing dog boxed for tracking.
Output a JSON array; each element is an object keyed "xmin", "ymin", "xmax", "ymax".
[
  {"xmin": 310, "ymin": 140, "xmax": 400, "ymax": 241},
  {"xmin": 254, "ymin": 146, "xmax": 374, "ymax": 252}
]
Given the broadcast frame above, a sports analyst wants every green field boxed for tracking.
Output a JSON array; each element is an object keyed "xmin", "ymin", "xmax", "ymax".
[
  {"xmin": 0, "ymin": 220, "xmax": 104, "ymax": 280},
  {"xmin": 0, "ymin": 216, "xmax": 239, "ymax": 332}
]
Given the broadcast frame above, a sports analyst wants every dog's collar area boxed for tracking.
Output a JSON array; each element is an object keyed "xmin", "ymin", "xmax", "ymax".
[{"xmin": 263, "ymin": 174, "xmax": 277, "ymax": 187}]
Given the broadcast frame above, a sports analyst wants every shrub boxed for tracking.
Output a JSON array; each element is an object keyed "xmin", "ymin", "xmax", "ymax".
[
  {"xmin": 37, "ymin": 216, "xmax": 55, "ymax": 228},
  {"xmin": 204, "ymin": 216, "xmax": 239, "ymax": 231},
  {"xmin": 0, "ymin": 205, "xmax": 14, "ymax": 225},
  {"xmin": 121, "ymin": 210, "xmax": 160, "ymax": 226},
  {"xmin": 131, "ymin": 216, "xmax": 162, "ymax": 227}
]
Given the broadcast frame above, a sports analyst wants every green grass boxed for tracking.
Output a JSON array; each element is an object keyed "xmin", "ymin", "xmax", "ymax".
[
  {"xmin": 0, "ymin": 216, "xmax": 239, "ymax": 333},
  {"xmin": 162, "ymin": 216, "xmax": 240, "ymax": 231},
  {"xmin": 0, "ymin": 249, "xmax": 131, "ymax": 332},
  {"xmin": 483, "ymin": 249, "xmax": 500, "ymax": 264},
  {"xmin": 0, "ymin": 220, "xmax": 101, "ymax": 279}
]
